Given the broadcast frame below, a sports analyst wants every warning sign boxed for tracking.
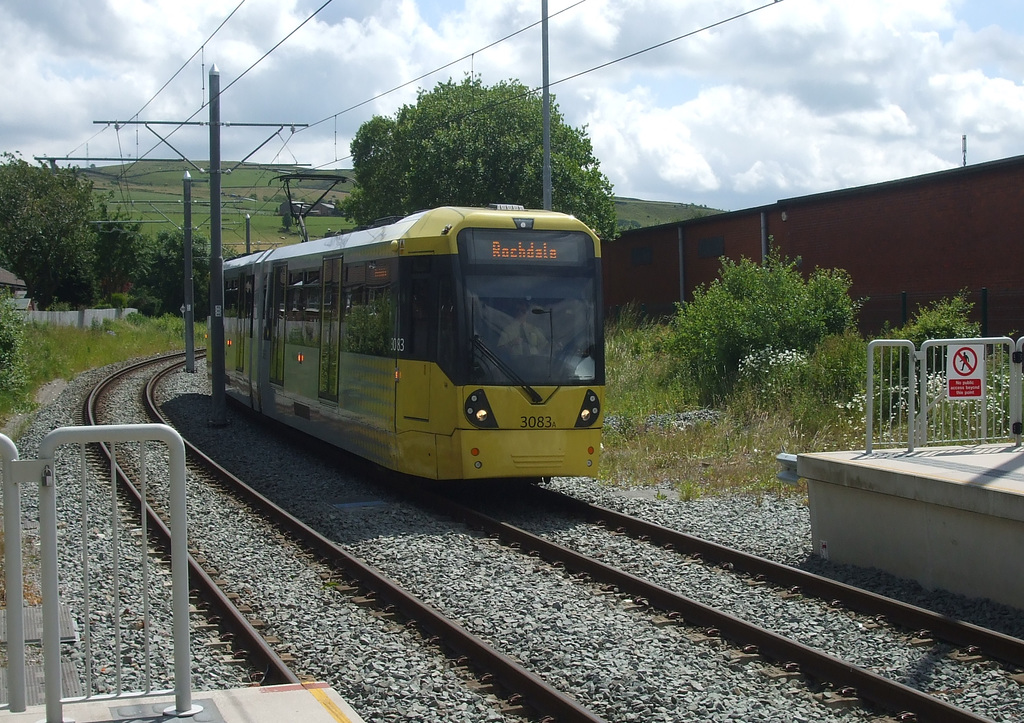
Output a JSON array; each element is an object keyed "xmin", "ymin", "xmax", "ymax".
[{"xmin": 947, "ymin": 344, "xmax": 984, "ymax": 399}]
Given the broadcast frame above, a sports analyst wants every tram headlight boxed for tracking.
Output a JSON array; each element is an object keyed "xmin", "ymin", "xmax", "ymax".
[
  {"xmin": 575, "ymin": 389, "xmax": 600, "ymax": 428},
  {"xmin": 465, "ymin": 389, "xmax": 498, "ymax": 429}
]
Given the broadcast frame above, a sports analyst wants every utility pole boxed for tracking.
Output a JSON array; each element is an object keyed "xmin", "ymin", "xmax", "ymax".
[
  {"xmin": 542, "ymin": 0, "xmax": 552, "ymax": 210},
  {"xmin": 208, "ymin": 66, "xmax": 227, "ymax": 427},
  {"xmin": 90, "ymin": 68, "xmax": 308, "ymax": 427},
  {"xmin": 183, "ymin": 171, "xmax": 195, "ymax": 373}
]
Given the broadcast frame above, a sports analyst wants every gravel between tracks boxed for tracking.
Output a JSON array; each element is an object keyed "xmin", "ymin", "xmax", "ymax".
[{"xmin": 7, "ymin": 358, "xmax": 1024, "ymax": 722}]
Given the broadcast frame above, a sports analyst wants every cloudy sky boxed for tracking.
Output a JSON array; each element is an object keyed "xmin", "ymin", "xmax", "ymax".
[{"xmin": 2, "ymin": 0, "xmax": 1022, "ymax": 211}]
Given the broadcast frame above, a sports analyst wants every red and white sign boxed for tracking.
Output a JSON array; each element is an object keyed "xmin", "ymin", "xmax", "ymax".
[{"xmin": 947, "ymin": 344, "xmax": 984, "ymax": 399}]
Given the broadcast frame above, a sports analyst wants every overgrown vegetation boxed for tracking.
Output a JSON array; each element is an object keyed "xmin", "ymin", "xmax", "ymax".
[
  {"xmin": 0, "ymin": 312, "xmax": 203, "ymax": 428},
  {"xmin": 600, "ymin": 258, "xmax": 979, "ymax": 500},
  {"xmin": 0, "ymin": 292, "xmax": 27, "ymax": 404}
]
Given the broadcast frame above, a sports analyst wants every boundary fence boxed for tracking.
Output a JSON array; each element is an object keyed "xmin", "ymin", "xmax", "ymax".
[
  {"xmin": 1, "ymin": 424, "xmax": 199, "ymax": 722},
  {"xmin": 866, "ymin": 337, "xmax": 1023, "ymax": 452},
  {"xmin": 19, "ymin": 307, "xmax": 139, "ymax": 328}
]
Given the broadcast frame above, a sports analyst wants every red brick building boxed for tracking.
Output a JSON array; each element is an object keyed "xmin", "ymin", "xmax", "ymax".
[{"xmin": 603, "ymin": 154, "xmax": 1024, "ymax": 336}]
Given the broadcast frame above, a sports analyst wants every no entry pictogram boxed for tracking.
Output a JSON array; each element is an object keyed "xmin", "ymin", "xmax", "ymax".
[{"xmin": 947, "ymin": 344, "xmax": 984, "ymax": 399}]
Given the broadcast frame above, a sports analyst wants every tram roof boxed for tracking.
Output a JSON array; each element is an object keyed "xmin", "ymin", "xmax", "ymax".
[{"xmin": 224, "ymin": 206, "xmax": 589, "ymax": 269}]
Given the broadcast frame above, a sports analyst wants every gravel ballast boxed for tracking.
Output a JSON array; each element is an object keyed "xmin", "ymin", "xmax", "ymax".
[{"xmin": 4, "ymin": 358, "xmax": 1022, "ymax": 722}]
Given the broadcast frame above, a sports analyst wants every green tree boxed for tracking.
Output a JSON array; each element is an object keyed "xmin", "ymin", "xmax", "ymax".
[
  {"xmin": 0, "ymin": 154, "xmax": 97, "ymax": 308},
  {"xmin": 342, "ymin": 76, "xmax": 617, "ymax": 239},
  {"xmin": 667, "ymin": 253, "xmax": 858, "ymax": 404},
  {"xmin": 135, "ymin": 228, "xmax": 210, "ymax": 317},
  {"xmin": 93, "ymin": 201, "xmax": 151, "ymax": 302}
]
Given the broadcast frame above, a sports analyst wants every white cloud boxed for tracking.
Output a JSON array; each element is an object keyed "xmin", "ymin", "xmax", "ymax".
[{"xmin": 1, "ymin": 0, "xmax": 1022, "ymax": 211}]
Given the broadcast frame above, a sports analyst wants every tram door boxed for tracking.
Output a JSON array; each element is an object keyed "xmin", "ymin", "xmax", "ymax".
[
  {"xmin": 319, "ymin": 256, "xmax": 343, "ymax": 402},
  {"xmin": 268, "ymin": 263, "xmax": 287, "ymax": 386},
  {"xmin": 234, "ymin": 275, "xmax": 248, "ymax": 372}
]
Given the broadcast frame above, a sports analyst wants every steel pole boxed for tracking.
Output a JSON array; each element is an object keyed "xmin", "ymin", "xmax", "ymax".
[
  {"xmin": 183, "ymin": 171, "xmax": 195, "ymax": 373},
  {"xmin": 542, "ymin": 0, "xmax": 552, "ymax": 210},
  {"xmin": 209, "ymin": 66, "xmax": 227, "ymax": 425}
]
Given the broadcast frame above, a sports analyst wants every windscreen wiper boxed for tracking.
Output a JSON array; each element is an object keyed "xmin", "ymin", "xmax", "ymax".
[{"xmin": 472, "ymin": 334, "xmax": 543, "ymax": 404}]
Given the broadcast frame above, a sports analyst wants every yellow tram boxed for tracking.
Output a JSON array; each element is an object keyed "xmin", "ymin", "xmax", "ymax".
[{"xmin": 222, "ymin": 205, "xmax": 603, "ymax": 481}]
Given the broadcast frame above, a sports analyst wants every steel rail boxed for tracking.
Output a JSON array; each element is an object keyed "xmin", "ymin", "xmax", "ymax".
[
  {"xmin": 85, "ymin": 351, "xmax": 300, "ymax": 686},
  {"xmin": 415, "ymin": 487, "xmax": 996, "ymax": 723},
  {"xmin": 529, "ymin": 485, "xmax": 1024, "ymax": 670},
  {"xmin": 144, "ymin": 362, "xmax": 607, "ymax": 723}
]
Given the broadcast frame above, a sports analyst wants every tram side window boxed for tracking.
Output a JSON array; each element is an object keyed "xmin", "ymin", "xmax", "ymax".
[
  {"xmin": 319, "ymin": 256, "xmax": 343, "ymax": 401},
  {"xmin": 342, "ymin": 259, "xmax": 394, "ymax": 356},
  {"xmin": 230, "ymin": 274, "xmax": 248, "ymax": 372},
  {"xmin": 436, "ymin": 274, "xmax": 456, "ymax": 378},
  {"xmin": 244, "ymin": 274, "xmax": 255, "ymax": 338},
  {"xmin": 287, "ymin": 269, "xmax": 321, "ymax": 348},
  {"xmin": 225, "ymin": 277, "xmax": 239, "ymax": 318},
  {"xmin": 398, "ymin": 256, "xmax": 439, "ymax": 362}
]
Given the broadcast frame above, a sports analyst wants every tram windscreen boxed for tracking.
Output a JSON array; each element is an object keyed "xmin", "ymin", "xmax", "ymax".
[{"xmin": 459, "ymin": 229, "xmax": 601, "ymax": 386}]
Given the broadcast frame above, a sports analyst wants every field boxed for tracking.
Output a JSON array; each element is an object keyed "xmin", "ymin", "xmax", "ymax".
[
  {"xmin": 82, "ymin": 161, "xmax": 713, "ymax": 255},
  {"xmin": 615, "ymin": 197, "xmax": 720, "ymax": 230},
  {"xmin": 84, "ymin": 161, "xmax": 356, "ymax": 255}
]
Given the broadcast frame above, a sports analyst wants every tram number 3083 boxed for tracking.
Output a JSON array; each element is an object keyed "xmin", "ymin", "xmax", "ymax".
[{"xmin": 521, "ymin": 415, "xmax": 555, "ymax": 429}]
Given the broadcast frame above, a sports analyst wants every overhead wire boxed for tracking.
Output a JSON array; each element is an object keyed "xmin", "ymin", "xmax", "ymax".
[
  {"xmin": 83, "ymin": 0, "xmax": 783, "ymax": 240},
  {"xmin": 304, "ymin": 0, "xmax": 590, "ymax": 134},
  {"xmin": 102, "ymin": 1, "xmax": 248, "ymax": 204},
  {"xmin": 98, "ymin": 0, "xmax": 334, "ymax": 233},
  {"xmin": 308, "ymin": 0, "xmax": 784, "ymax": 169},
  {"xmin": 220, "ymin": 0, "xmax": 333, "ymax": 96},
  {"xmin": 132, "ymin": 0, "xmax": 248, "ymax": 122}
]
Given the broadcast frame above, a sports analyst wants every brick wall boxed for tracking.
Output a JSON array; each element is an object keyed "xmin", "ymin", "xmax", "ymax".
[{"xmin": 606, "ymin": 156, "xmax": 1024, "ymax": 335}]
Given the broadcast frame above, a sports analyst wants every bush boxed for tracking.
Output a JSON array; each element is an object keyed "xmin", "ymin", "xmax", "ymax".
[
  {"xmin": 736, "ymin": 347, "xmax": 808, "ymax": 407},
  {"xmin": 891, "ymin": 292, "xmax": 979, "ymax": 348},
  {"xmin": 0, "ymin": 292, "xmax": 27, "ymax": 399},
  {"xmin": 108, "ymin": 292, "xmax": 130, "ymax": 310},
  {"xmin": 665, "ymin": 253, "xmax": 858, "ymax": 405}
]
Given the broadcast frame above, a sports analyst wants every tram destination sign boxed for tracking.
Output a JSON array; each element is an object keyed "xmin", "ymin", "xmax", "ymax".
[
  {"xmin": 461, "ymin": 230, "xmax": 588, "ymax": 266},
  {"xmin": 946, "ymin": 344, "xmax": 985, "ymax": 399}
]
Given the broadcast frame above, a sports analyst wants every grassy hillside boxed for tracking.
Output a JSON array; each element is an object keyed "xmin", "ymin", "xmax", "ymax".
[
  {"xmin": 85, "ymin": 161, "xmax": 355, "ymax": 256},
  {"xmin": 81, "ymin": 161, "xmax": 715, "ymax": 254},
  {"xmin": 615, "ymin": 197, "xmax": 721, "ymax": 231}
]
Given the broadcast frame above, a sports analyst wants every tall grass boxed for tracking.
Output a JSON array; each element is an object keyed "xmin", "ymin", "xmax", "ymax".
[
  {"xmin": 601, "ymin": 322, "xmax": 867, "ymax": 498},
  {"xmin": 0, "ymin": 314, "xmax": 205, "ymax": 429}
]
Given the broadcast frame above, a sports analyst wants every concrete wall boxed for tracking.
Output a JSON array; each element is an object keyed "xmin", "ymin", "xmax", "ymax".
[{"xmin": 22, "ymin": 307, "xmax": 138, "ymax": 328}]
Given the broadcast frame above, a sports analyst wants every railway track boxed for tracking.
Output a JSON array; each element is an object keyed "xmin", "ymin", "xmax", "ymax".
[
  {"xmin": 413, "ymin": 482, "xmax": 1024, "ymax": 722},
  {"xmin": 83, "ymin": 351, "xmax": 298, "ymax": 688},
  {"xmin": 135, "ymin": 356, "xmax": 606, "ymax": 722},
  {"xmin": 83, "ymin": 353, "xmax": 1022, "ymax": 722}
]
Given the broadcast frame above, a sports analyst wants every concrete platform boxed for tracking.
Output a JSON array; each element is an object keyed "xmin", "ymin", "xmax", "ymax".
[
  {"xmin": 799, "ymin": 443, "xmax": 1024, "ymax": 610},
  {"xmin": 0, "ymin": 682, "xmax": 365, "ymax": 723}
]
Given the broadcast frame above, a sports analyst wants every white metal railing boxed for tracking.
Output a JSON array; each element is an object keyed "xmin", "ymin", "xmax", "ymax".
[
  {"xmin": 1, "ymin": 424, "xmax": 200, "ymax": 722},
  {"xmin": 866, "ymin": 337, "xmax": 1023, "ymax": 453}
]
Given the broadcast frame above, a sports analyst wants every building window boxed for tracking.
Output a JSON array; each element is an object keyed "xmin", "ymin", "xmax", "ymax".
[
  {"xmin": 698, "ymin": 236, "xmax": 724, "ymax": 258},
  {"xmin": 631, "ymin": 246, "xmax": 653, "ymax": 266}
]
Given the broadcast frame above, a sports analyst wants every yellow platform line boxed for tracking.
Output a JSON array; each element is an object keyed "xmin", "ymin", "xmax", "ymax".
[{"xmin": 303, "ymin": 681, "xmax": 353, "ymax": 723}]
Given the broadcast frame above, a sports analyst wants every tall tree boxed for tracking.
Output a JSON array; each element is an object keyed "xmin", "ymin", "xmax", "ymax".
[
  {"xmin": 136, "ymin": 228, "xmax": 210, "ymax": 317},
  {"xmin": 342, "ymin": 77, "xmax": 617, "ymax": 239},
  {"xmin": 0, "ymin": 154, "xmax": 97, "ymax": 308},
  {"xmin": 93, "ymin": 200, "xmax": 151, "ymax": 301}
]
